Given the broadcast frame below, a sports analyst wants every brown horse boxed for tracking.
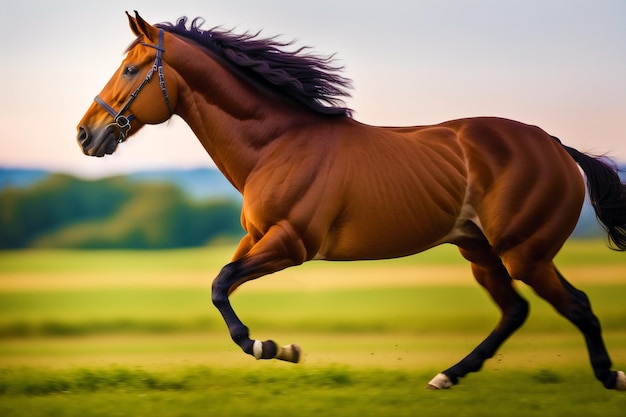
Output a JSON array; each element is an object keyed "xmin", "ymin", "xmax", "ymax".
[{"xmin": 77, "ymin": 12, "xmax": 626, "ymax": 390}]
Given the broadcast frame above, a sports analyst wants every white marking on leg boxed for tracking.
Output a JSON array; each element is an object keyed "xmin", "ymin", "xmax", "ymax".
[
  {"xmin": 253, "ymin": 340, "xmax": 263, "ymax": 360},
  {"xmin": 616, "ymin": 371, "xmax": 626, "ymax": 390},
  {"xmin": 427, "ymin": 373, "xmax": 453, "ymax": 390}
]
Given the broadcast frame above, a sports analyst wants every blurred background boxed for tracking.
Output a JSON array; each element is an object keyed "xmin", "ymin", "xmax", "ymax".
[
  {"xmin": 0, "ymin": 4, "xmax": 625, "ymax": 413},
  {"xmin": 1, "ymin": 0, "xmax": 624, "ymax": 249}
]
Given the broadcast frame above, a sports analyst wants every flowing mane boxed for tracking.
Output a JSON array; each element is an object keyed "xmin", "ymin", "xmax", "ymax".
[{"xmin": 156, "ymin": 17, "xmax": 353, "ymax": 116}]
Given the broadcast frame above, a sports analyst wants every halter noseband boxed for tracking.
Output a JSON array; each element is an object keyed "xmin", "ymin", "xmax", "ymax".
[{"xmin": 94, "ymin": 28, "xmax": 173, "ymax": 142}]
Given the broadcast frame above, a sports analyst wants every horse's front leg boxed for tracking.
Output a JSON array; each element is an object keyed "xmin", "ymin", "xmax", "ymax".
[{"xmin": 211, "ymin": 227, "xmax": 307, "ymax": 363}]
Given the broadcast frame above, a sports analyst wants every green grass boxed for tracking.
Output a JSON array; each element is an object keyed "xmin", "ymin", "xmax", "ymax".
[
  {"xmin": 0, "ymin": 241, "xmax": 624, "ymax": 416},
  {"xmin": 0, "ymin": 239, "xmax": 622, "ymax": 274},
  {"xmin": 1, "ymin": 365, "xmax": 625, "ymax": 417},
  {"xmin": 0, "ymin": 246, "xmax": 235, "ymax": 273},
  {"xmin": 1, "ymin": 284, "xmax": 625, "ymax": 337}
]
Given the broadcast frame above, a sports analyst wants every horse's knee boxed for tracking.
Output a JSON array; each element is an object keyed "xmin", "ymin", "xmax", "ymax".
[
  {"xmin": 211, "ymin": 284, "xmax": 228, "ymax": 308},
  {"xmin": 211, "ymin": 262, "xmax": 240, "ymax": 307}
]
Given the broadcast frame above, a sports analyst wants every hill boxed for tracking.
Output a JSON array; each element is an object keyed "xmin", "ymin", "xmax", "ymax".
[
  {"xmin": 0, "ymin": 167, "xmax": 241, "ymax": 201},
  {"xmin": 2, "ymin": 164, "xmax": 625, "ymax": 248},
  {"xmin": 127, "ymin": 168, "xmax": 242, "ymax": 201},
  {"xmin": 0, "ymin": 172, "xmax": 243, "ymax": 249},
  {"xmin": 0, "ymin": 168, "xmax": 49, "ymax": 190}
]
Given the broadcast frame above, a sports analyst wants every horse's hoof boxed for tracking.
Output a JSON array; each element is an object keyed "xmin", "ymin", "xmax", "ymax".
[
  {"xmin": 276, "ymin": 343, "xmax": 301, "ymax": 363},
  {"xmin": 616, "ymin": 371, "xmax": 625, "ymax": 391},
  {"xmin": 427, "ymin": 373, "xmax": 453, "ymax": 390}
]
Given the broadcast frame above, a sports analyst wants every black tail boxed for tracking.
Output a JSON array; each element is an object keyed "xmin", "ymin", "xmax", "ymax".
[{"xmin": 557, "ymin": 140, "xmax": 626, "ymax": 251}]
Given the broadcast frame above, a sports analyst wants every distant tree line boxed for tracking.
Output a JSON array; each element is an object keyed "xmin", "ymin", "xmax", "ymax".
[{"xmin": 0, "ymin": 174, "xmax": 244, "ymax": 249}]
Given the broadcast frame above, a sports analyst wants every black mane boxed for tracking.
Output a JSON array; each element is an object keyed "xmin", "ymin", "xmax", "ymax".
[{"xmin": 156, "ymin": 17, "xmax": 352, "ymax": 117}]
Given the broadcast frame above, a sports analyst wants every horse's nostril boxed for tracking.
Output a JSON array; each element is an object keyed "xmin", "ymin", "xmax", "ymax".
[{"xmin": 77, "ymin": 126, "xmax": 90, "ymax": 147}]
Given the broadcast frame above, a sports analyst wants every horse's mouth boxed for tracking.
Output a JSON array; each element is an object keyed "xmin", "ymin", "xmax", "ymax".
[{"xmin": 77, "ymin": 125, "xmax": 119, "ymax": 157}]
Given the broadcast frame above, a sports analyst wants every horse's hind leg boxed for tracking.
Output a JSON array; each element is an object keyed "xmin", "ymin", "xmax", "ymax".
[
  {"xmin": 514, "ymin": 261, "xmax": 624, "ymax": 390},
  {"xmin": 428, "ymin": 242, "xmax": 529, "ymax": 389}
]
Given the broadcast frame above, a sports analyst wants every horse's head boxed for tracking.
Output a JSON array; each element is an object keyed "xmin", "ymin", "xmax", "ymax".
[{"xmin": 76, "ymin": 12, "xmax": 178, "ymax": 157}]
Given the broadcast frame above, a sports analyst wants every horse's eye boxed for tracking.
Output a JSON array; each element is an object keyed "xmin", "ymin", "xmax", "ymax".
[{"xmin": 122, "ymin": 65, "xmax": 138, "ymax": 77}]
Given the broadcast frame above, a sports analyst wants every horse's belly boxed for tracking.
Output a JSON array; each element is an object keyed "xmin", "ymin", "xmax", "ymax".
[
  {"xmin": 315, "ymin": 232, "xmax": 448, "ymax": 261},
  {"xmin": 314, "ymin": 196, "xmax": 462, "ymax": 261}
]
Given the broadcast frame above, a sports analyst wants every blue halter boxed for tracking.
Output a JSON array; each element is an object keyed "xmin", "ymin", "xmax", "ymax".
[{"xmin": 94, "ymin": 28, "xmax": 173, "ymax": 142}]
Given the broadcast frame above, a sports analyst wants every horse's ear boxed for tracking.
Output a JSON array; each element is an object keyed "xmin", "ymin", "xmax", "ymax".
[
  {"xmin": 126, "ymin": 11, "xmax": 141, "ymax": 37},
  {"xmin": 126, "ymin": 10, "xmax": 156, "ymax": 41}
]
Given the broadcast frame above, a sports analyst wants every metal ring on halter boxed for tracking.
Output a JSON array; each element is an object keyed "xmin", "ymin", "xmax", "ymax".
[
  {"xmin": 114, "ymin": 115, "xmax": 133, "ymax": 142},
  {"xmin": 93, "ymin": 28, "xmax": 171, "ymax": 143}
]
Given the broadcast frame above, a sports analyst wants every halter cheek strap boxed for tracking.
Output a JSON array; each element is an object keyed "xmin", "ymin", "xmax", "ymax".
[{"xmin": 94, "ymin": 28, "xmax": 172, "ymax": 142}]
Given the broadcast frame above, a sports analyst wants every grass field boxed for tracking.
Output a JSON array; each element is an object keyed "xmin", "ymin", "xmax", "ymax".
[{"xmin": 1, "ymin": 240, "xmax": 625, "ymax": 416}]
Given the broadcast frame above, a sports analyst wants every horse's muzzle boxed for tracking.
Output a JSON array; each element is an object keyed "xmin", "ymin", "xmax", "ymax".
[{"xmin": 77, "ymin": 125, "xmax": 118, "ymax": 157}]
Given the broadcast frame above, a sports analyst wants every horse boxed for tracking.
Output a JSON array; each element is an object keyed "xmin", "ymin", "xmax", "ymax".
[{"xmin": 76, "ymin": 12, "xmax": 626, "ymax": 390}]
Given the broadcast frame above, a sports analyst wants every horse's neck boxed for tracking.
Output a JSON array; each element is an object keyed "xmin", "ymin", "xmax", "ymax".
[
  {"xmin": 176, "ymin": 92, "xmax": 262, "ymax": 192},
  {"xmin": 172, "ymin": 47, "xmax": 308, "ymax": 193}
]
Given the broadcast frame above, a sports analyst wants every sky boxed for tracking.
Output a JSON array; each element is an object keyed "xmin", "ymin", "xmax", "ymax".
[{"xmin": 1, "ymin": 0, "xmax": 624, "ymax": 178}]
